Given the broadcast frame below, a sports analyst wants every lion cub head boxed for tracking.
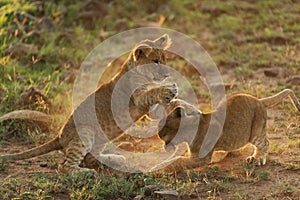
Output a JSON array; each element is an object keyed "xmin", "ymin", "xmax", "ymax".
[
  {"xmin": 125, "ymin": 34, "xmax": 172, "ymax": 82},
  {"xmin": 159, "ymin": 106, "xmax": 200, "ymax": 146}
]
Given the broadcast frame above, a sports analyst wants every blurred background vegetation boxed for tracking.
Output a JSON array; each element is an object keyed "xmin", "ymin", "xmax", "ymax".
[{"xmin": 1, "ymin": 0, "xmax": 299, "ymax": 116}]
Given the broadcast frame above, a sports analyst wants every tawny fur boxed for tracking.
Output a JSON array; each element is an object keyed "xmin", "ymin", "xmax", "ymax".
[
  {"xmin": 0, "ymin": 34, "xmax": 178, "ymax": 174},
  {"xmin": 157, "ymin": 89, "xmax": 300, "ymax": 172}
]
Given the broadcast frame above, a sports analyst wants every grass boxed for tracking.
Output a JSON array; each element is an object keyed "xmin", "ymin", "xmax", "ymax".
[
  {"xmin": 0, "ymin": 171, "xmax": 238, "ymax": 199},
  {"xmin": 0, "ymin": 0, "xmax": 300, "ymax": 199},
  {"xmin": 1, "ymin": 173, "xmax": 138, "ymax": 199}
]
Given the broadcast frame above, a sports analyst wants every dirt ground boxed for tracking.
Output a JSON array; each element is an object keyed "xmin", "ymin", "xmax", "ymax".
[{"xmin": 1, "ymin": 102, "xmax": 299, "ymax": 199}]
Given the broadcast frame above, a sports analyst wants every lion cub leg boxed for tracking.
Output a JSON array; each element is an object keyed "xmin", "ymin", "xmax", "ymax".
[
  {"xmin": 247, "ymin": 113, "xmax": 269, "ymax": 166},
  {"xmin": 248, "ymin": 137, "xmax": 269, "ymax": 166},
  {"xmin": 211, "ymin": 151, "xmax": 230, "ymax": 163},
  {"xmin": 59, "ymin": 128, "xmax": 96, "ymax": 175}
]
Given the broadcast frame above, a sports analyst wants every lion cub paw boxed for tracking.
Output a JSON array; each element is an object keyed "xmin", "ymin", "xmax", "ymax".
[
  {"xmin": 59, "ymin": 165, "xmax": 98, "ymax": 177},
  {"xmin": 246, "ymin": 156, "xmax": 267, "ymax": 166},
  {"xmin": 99, "ymin": 154, "xmax": 128, "ymax": 170},
  {"xmin": 169, "ymin": 99, "xmax": 201, "ymax": 116}
]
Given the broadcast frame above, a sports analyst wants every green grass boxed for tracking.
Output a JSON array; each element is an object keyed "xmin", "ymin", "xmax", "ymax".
[
  {"xmin": 0, "ymin": 171, "xmax": 233, "ymax": 199},
  {"xmin": 1, "ymin": 173, "xmax": 139, "ymax": 199}
]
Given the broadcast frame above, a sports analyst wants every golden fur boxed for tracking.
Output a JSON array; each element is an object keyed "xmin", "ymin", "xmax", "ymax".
[
  {"xmin": 0, "ymin": 34, "xmax": 178, "ymax": 174},
  {"xmin": 157, "ymin": 89, "xmax": 300, "ymax": 172}
]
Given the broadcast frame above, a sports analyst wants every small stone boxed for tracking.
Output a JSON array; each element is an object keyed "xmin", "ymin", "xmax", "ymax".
[
  {"xmin": 263, "ymin": 67, "xmax": 290, "ymax": 78},
  {"xmin": 133, "ymin": 194, "xmax": 144, "ymax": 200},
  {"xmin": 263, "ymin": 68, "xmax": 279, "ymax": 77},
  {"xmin": 154, "ymin": 190, "xmax": 179, "ymax": 200},
  {"xmin": 39, "ymin": 162, "xmax": 48, "ymax": 167}
]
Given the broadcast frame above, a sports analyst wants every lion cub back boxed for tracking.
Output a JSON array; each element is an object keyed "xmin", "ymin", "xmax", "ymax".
[{"xmin": 215, "ymin": 94, "xmax": 267, "ymax": 151}]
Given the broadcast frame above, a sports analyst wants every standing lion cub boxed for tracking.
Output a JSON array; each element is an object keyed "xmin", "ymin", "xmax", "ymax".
[
  {"xmin": 157, "ymin": 89, "xmax": 300, "ymax": 171},
  {"xmin": 0, "ymin": 34, "xmax": 179, "ymax": 174}
]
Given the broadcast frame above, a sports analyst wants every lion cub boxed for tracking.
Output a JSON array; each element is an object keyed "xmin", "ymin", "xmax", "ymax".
[
  {"xmin": 157, "ymin": 89, "xmax": 300, "ymax": 171},
  {"xmin": 0, "ymin": 34, "xmax": 178, "ymax": 174}
]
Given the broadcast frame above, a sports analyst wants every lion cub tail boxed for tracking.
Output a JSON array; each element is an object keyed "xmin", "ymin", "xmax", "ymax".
[
  {"xmin": 0, "ymin": 137, "xmax": 61, "ymax": 162},
  {"xmin": 260, "ymin": 89, "xmax": 300, "ymax": 112}
]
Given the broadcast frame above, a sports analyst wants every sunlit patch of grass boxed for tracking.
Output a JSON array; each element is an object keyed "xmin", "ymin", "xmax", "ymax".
[
  {"xmin": 269, "ymin": 142, "xmax": 288, "ymax": 156},
  {"xmin": 0, "ymin": 0, "xmax": 38, "ymax": 49},
  {"xmin": 2, "ymin": 172, "xmax": 216, "ymax": 199}
]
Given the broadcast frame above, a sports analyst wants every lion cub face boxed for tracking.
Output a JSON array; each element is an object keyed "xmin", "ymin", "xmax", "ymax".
[
  {"xmin": 159, "ymin": 107, "xmax": 199, "ymax": 146},
  {"xmin": 128, "ymin": 34, "xmax": 172, "ymax": 82}
]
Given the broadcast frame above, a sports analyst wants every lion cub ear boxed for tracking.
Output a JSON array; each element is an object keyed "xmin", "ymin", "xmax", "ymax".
[
  {"xmin": 154, "ymin": 34, "xmax": 172, "ymax": 50},
  {"xmin": 133, "ymin": 44, "xmax": 152, "ymax": 61}
]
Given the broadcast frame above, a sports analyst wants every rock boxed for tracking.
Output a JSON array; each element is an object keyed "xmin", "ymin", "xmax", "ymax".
[
  {"xmin": 0, "ymin": 110, "xmax": 52, "ymax": 132},
  {"xmin": 0, "ymin": 110, "xmax": 51, "ymax": 125},
  {"xmin": 39, "ymin": 162, "xmax": 48, "ymax": 167},
  {"xmin": 154, "ymin": 190, "xmax": 179, "ymax": 200},
  {"xmin": 263, "ymin": 67, "xmax": 290, "ymax": 78},
  {"xmin": 133, "ymin": 194, "xmax": 144, "ymax": 200},
  {"xmin": 263, "ymin": 68, "xmax": 279, "ymax": 77}
]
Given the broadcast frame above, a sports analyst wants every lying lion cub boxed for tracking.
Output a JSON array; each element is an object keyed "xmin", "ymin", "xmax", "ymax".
[{"xmin": 157, "ymin": 89, "xmax": 300, "ymax": 171}]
